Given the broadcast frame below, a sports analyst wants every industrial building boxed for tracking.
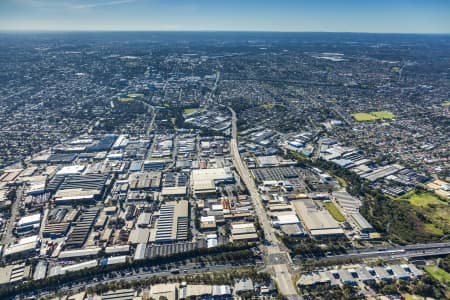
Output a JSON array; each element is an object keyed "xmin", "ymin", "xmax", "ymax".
[
  {"xmin": 15, "ymin": 213, "xmax": 41, "ymax": 234},
  {"xmin": 3, "ymin": 235, "xmax": 39, "ymax": 260},
  {"xmin": 0, "ymin": 263, "xmax": 30, "ymax": 286},
  {"xmin": 53, "ymin": 173, "xmax": 109, "ymax": 205},
  {"xmin": 230, "ymin": 222, "xmax": 258, "ymax": 242},
  {"xmin": 191, "ymin": 168, "xmax": 234, "ymax": 196},
  {"xmin": 154, "ymin": 200, "xmax": 189, "ymax": 243},
  {"xmin": 128, "ymin": 172, "xmax": 161, "ymax": 191},
  {"xmin": 292, "ymin": 199, "xmax": 345, "ymax": 238},
  {"xmin": 64, "ymin": 208, "xmax": 99, "ymax": 249}
]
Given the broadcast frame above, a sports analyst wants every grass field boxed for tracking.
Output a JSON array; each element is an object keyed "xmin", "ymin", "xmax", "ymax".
[
  {"xmin": 127, "ymin": 93, "xmax": 144, "ymax": 98},
  {"xmin": 351, "ymin": 112, "xmax": 378, "ymax": 121},
  {"xmin": 371, "ymin": 111, "xmax": 395, "ymax": 119},
  {"xmin": 425, "ymin": 265, "xmax": 450, "ymax": 283},
  {"xmin": 442, "ymin": 101, "xmax": 450, "ymax": 107},
  {"xmin": 408, "ymin": 193, "xmax": 446, "ymax": 207},
  {"xmin": 401, "ymin": 294, "xmax": 414, "ymax": 300},
  {"xmin": 323, "ymin": 202, "xmax": 346, "ymax": 222},
  {"xmin": 119, "ymin": 97, "xmax": 134, "ymax": 102},
  {"xmin": 260, "ymin": 103, "xmax": 275, "ymax": 109},
  {"xmin": 352, "ymin": 111, "xmax": 395, "ymax": 121},
  {"xmin": 183, "ymin": 108, "xmax": 200, "ymax": 114}
]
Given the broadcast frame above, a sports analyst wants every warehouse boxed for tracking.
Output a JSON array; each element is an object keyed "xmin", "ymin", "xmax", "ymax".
[
  {"xmin": 349, "ymin": 213, "xmax": 373, "ymax": 233},
  {"xmin": 0, "ymin": 263, "xmax": 30, "ymax": 285},
  {"xmin": 128, "ymin": 228, "xmax": 150, "ymax": 244},
  {"xmin": 161, "ymin": 186, "xmax": 187, "ymax": 198},
  {"xmin": 105, "ymin": 245, "xmax": 130, "ymax": 255},
  {"xmin": 3, "ymin": 235, "xmax": 39, "ymax": 260},
  {"xmin": 100, "ymin": 256, "xmax": 127, "ymax": 266},
  {"xmin": 271, "ymin": 214, "xmax": 300, "ymax": 228},
  {"xmin": 154, "ymin": 200, "xmax": 189, "ymax": 243},
  {"xmin": 200, "ymin": 216, "xmax": 216, "ymax": 230},
  {"xmin": 42, "ymin": 222, "xmax": 70, "ymax": 238},
  {"xmin": 191, "ymin": 168, "xmax": 234, "ymax": 196},
  {"xmin": 292, "ymin": 199, "xmax": 345, "ymax": 238},
  {"xmin": 180, "ymin": 284, "xmax": 212, "ymax": 299},
  {"xmin": 231, "ymin": 223, "xmax": 258, "ymax": 242},
  {"xmin": 101, "ymin": 289, "xmax": 135, "ymax": 300},
  {"xmin": 56, "ymin": 165, "xmax": 85, "ymax": 176},
  {"xmin": 128, "ymin": 172, "xmax": 161, "ymax": 191},
  {"xmin": 16, "ymin": 213, "xmax": 41, "ymax": 233},
  {"xmin": 54, "ymin": 173, "xmax": 109, "ymax": 204},
  {"xmin": 33, "ymin": 261, "xmax": 48, "ymax": 281},
  {"xmin": 134, "ymin": 243, "xmax": 147, "ymax": 260},
  {"xmin": 59, "ymin": 247, "xmax": 101, "ymax": 259},
  {"xmin": 50, "ymin": 260, "xmax": 98, "ymax": 276},
  {"xmin": 143, "ymin": 160, "xmax": 167, "ymax": 170},
  {"xmin": 64, "ymin": 208, "xmax": 99, "ymax": 249}
]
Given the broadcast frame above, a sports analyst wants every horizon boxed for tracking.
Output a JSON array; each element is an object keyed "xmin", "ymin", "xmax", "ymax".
[
  {"xmin": 1, "ymin": 29, "xmax": 449, "ymax": 35},
  {"xmin": 1, "ymin": 0, "xmax": 449, "ymax": 34}
]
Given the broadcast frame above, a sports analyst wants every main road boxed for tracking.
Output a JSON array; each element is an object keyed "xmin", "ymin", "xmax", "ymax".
[{"xmin": 228, "ymin": 107, "xmax": 300, "ymax": 300}]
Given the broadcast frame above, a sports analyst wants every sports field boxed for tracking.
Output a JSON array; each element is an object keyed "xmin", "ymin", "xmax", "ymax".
[
  {"xmin": 183, "ymin": 108, "xmax": 200, "ymax": 114},
  {"xmin": 352, "ymin": 111, "xmax": 395, "ymax": 121}
]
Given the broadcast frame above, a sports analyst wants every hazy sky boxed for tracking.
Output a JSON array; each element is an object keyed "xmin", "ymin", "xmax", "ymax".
[{"xmin": 1, "ymin": 0, "xmax": 449, "ymax": 33}]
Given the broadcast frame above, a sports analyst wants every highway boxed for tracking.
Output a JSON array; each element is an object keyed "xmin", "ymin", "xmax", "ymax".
[
  {"xmin": 21, "ymin": 261, "xmax": 258, "ymax": 299},
  {"xmin": 322, "ymin": 242, "xmax": 450, "ymax": 262},
  {"xmin": 228, "ymin": 107, "xmax": 300, "ymax": 300}
]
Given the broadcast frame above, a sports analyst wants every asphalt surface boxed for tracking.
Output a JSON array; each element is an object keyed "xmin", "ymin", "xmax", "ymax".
[
  {"xmin": 324, "ymin": 242, "xmax": 450, "ymax": 261},
  {"xmin": 18, "ymin": 261, "xmax": 258, "ymax": 299}
]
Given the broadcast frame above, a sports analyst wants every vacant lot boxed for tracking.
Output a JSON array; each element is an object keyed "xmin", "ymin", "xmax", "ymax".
[
  {"xmin": 323, "ymin": 202, "xmax": 346, "ymax": 222},
  {"xmin": 409, "ymin": 193, "xmax": 447, "ymax": 207}
]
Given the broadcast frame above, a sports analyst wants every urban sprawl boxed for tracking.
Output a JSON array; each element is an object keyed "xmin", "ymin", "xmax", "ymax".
[{"xmin": 0, "ymin": 32, "xmax": 449, "ymax": 300}]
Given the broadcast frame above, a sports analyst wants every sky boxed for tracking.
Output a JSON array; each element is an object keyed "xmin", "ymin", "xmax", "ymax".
[{"xmin": 0, "ymin": 0, "xmax": 449, "ymax": 33}]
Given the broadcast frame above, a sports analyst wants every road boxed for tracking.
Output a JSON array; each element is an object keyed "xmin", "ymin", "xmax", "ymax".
[
  {"xmin": 322, "ymin": 242, "xmax": 450, "ymax": 262},
  {"xmin": 21, "ymin": 261, "xmax": 258, "ymax": 299},
  {"xmin": 228, "ymin": 107, "xmax": 300, "ymax": 300},
  {"xmin": 1, "ymin": 187, "xmax": 23, "ymax": 245}
]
